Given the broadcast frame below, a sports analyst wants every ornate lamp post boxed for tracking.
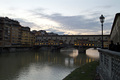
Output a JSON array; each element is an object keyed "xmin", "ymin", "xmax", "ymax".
[{"xmin": 99, "ymin": 15, "xmax": 105, "ymax": 48}]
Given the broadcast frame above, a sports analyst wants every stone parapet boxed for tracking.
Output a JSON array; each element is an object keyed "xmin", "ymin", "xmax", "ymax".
[{"xmin": 98, "ymin": 49, "xmax": 120, "ymax": 80}]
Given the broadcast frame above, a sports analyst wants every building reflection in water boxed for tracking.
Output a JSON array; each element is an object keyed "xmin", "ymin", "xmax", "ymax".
[
  {"xmin": 34, "ymin": 48, "xmax": 99, "ymax": 67},
  {"xmin": 0, "ymin": 48, "xmax": 99, "ymax": 80}
]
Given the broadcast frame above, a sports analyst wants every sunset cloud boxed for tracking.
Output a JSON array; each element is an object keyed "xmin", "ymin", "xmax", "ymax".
[{"xmin": 0, "ymin": 0, "xmax": 119, "ymax": 35}]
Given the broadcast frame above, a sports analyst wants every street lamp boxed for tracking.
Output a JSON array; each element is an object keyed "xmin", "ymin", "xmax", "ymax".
[{"xmin": 99, "ymin": 14, "xmax": 105, "ymax": 48}]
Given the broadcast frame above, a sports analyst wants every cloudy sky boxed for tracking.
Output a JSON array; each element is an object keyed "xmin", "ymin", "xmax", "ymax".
[{"xmin": 0, "ymin": 0, "xmax": 119, "ymax": 35}]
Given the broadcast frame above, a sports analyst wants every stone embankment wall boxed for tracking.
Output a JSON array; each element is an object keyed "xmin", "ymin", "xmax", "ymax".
[{"xmin": 0, "ymin": 47, "xmax": 33, "ymax": 53}]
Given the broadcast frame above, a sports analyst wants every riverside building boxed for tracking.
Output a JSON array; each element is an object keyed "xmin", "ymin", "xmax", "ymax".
[
  {"xmin": 0, "ymin": 17, "xmax": 21, "ymax": 47},
  {"xmin": 0, "ymin": 17, "xmax": 35, "ymax": 47},
  {"xmin": 110, "ymin": 13, "xmax": 120, "ymax": 44}
]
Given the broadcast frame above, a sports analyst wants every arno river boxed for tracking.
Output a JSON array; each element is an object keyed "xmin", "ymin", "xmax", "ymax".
[{"xmin": 0, "ymin": 48, "xmax": 99, "ymax": 80}]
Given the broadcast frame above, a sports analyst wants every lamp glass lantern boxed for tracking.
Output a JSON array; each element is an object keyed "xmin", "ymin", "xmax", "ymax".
[{"xmin": 99, "ymin": 15, "xmax": 105, "ymax": 23}]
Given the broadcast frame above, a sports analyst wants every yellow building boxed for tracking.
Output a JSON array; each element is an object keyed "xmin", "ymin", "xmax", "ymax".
[
  {"xmin": 10, "ymin": 20, "xmax": 21, "ymax": 47},
  {"xmin": 0, "ymin": 17, "xmax": 35, "ymax": 48},
  {"xmin": 0, "ymin": 17, "xmax": 23, "ymax": 47},
  {"xmin": 29, "ymin": 32, "xmax": 35, "ymax": 47},
  {"xmin": 21, "ymin": 27, "xmax": 30, "ymax": 47}
]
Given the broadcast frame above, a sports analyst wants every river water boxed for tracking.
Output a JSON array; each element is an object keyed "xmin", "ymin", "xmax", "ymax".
[{"xmin": 0, "ymin": 48, "xmax": 99, "ymax": 80}]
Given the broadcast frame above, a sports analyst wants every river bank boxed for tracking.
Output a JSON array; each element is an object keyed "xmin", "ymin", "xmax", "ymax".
[{"xmin": 63, "ymin": 61, "xmax": 99, "ymax": 80}]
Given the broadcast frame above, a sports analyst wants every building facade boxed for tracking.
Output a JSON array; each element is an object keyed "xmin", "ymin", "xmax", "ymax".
[
  {"xmin": 29, "ymin": 32, "xmax": 35, "ymax": 47},
  {"xmin": 0, "ymin": 17, "xmax": 13, "ymax": 47},
  {"xmin": 10, "ymin": 20, "xmax": 21, "ymax": 47},
  {"xmin": 21, "ymin": 27, "xmax": 30, "ymax": 47},
  {"xmin": 110, "ymin": 13, "xmax": 120, "ymax": 44},
  {"xmin": 0, "ymin": 17, "xmax": 35, "ymax": 47},
  {"xmin": 35, "ymin": 35, "xmax": 110, "ymax": 48}
]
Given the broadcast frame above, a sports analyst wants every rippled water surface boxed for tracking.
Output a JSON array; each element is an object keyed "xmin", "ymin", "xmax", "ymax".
[{"xmin": 0, "ymin": 48, "xmax": 99, "ymax": 80}]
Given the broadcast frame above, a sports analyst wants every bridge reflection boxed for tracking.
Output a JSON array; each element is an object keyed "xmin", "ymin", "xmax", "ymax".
[
  {"xmin": 0, "ymin": 48, "xmax": 99, "ymax": 80},
  {"xmin": 86, "ymin": 48, "xmax": 99, "ymax": 59},
  {"xmin": 34, "ymin": 49, "xmax": 98, "ymax": 66}
]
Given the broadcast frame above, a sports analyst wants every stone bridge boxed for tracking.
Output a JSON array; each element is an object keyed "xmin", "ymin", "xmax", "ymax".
[{"xmin": 34, "ymin": 44, "xmax": 95, "ymax": 53}]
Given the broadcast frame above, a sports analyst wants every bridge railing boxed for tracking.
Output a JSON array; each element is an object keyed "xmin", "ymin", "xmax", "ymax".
[{"xmin": 98, "ymin": 49, "xmax": 120, "ymax": 80}]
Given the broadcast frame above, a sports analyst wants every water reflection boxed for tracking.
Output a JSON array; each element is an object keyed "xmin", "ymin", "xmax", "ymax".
[
  {"xmin": 0, "ymin": 48, "xmax": 99, "ymax": 80},
  {"xmin": 60, "ymin": 48, "xmax": 78, "ymax": 58},
  {"xmin": 86, "ymin": 48, "xmax": 99, "ymax": 59},
  {"xmin": 64, "ymin": 58, "xmax": 74, "ymax": 67}
]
